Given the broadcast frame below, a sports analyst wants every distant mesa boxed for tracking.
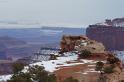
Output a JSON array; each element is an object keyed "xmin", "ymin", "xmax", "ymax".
[{"xmin": 86, "ymin": 17, "xmax": 124, "ymax": 51}]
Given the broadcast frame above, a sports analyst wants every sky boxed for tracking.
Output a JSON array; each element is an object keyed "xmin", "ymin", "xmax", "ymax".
[{"xmin": 0, "ymin": 0, "xmax": 124, "ymax": 27}]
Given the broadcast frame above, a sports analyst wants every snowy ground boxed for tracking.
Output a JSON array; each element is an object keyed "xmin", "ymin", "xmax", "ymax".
[
  {"xmin": 0, "ymin": 52, "xmax": 101, "ymax": 82},
  {"xmin": 28, "ymin": 52, "xmax": 83, "ymax": 72},
  {"xmin": 0, "ymin": 51, "xmax": 123, "ymax": 81}
]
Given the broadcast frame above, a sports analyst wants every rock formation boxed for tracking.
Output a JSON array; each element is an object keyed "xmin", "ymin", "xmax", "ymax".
[
  {"xmin": 60, "ymin": 35, "xmax": 105, "ymax": 53},
  {"xmin": 75, "ymin": 39, "xmax": 105, "ymax": 53},
  {"xmin": 59, "ymin": 35, "xmax": 124, "ymax": 82},
  {"xmin": 86, "ymin": 17, "xmax": 124, "ymax": 51},
  {"xmin": 60, "ymin": 35, "xmax": 88, "ymax": 52}
]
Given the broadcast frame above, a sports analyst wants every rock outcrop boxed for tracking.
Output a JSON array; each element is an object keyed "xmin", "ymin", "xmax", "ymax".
[
  {"xmin": 75, "ymin": 39, "xmax": 105, "ymax": 53},
  {"xmin": 59, "ymin": 35, "xmax": 124, "ymax": 82},
  {"xmin": 60, "ymin": 35, "xmax": 105, "ymax": 53},
  {"xmin": 60, "ymin": 35, "xmax": 88, "ymax": 52}
]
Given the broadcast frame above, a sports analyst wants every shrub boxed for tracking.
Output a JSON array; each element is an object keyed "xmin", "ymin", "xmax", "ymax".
[
  {"xmin": 48, "ymin": 74, "xmax": 57, "ymax": 82},
  {"xmin": 120, "ymin": 80, "xmax": 124, "ymax": 82},
  {"xmin": 28, "ymin": 65, "xmax": 44, "ymax": 74},
  {"xmin": 95, "ymin": 61, "xmax": 104, "ymax": 72},
  {"xmin": 49, "ymin": 54, "xmax": 57, "ymax": 60},
  {"xmin": 64, "ymin": 77, "xmax": 79, "ymax": 82},
  {"xmin": 8, "ymin": 65, "xmax": 57, "ymax": 82},
  {"xmin": 7, "ymin": 72, "xmax": 32, "ymax": 82},
  {"xmin": 103, "ymin": 65, "xmax": 115, "ymax": 74},
  {"xmin": 78, "ymin": 49, "xmax": 91, "ymax": 58},
  {"xmin": 29, "ymin": 65, "xmax": 57, "ymax": 82}
]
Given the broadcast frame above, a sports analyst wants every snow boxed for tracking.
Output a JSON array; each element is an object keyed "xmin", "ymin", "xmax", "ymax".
[
  {"xmin": 82, "ymin": 68, "xmax": 100, "ymax": 75},
  {"xmin": 24, "ymin": 52, "xmax": 102, "ymax": 73},
  {"xmin": 0, "ymin": 52, "xmax": 99, "ymax": 81},
  {"xmin": 0, "ymin": 75, "xmax": 12, "ymax": 82},
  {"xmin": 82, "ymin": 73, "xmax": 88, "ymax": 75},
  {"xmin": 96, "ymin": 22, "xmax": 111, "ymax": 26},
  {"xmin": 80, "ymin": 59, "xmax": 106, "ymax": 64},
  {"xmin": 80, "ymin": 59, "xmax": 93, "ymax": 63},
  {"xmin": 88, "ymin": 65, "xmax": 95, "ymax": 67},
  {"xmin": 29, "ymin": 53, "xmax": 84, "ymax": 72},
  {"xmin": 113, "ymin": 51, "xmax": 124, "ymax": 63},
  {"xmin": 75, "ymin": 68, "xmax": 100, "ymax": 75}
]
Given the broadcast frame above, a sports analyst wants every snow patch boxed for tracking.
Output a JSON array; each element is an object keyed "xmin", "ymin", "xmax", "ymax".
[
  {"xmin": 29, "ymin": 53, "xmax": 82, "ymax": 72},
  {"xmin": 0, "ymin": 75, "xmax": 12, "ymax": 82}
]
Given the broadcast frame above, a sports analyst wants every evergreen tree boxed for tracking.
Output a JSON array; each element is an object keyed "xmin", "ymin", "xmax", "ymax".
[
  {"xmin": 12, "ymin": 62, "xmax": 25, "ymax": 74},
  {"xmin": 7, "ymin": 72, "xmax": 32, "ymax": 82},
  {"xmin": 103, "ymin": 65, "xmax": 115, "ymax": 74},
  {"xmin": 7, "ymin": 65, "xmax": 57, "ymax": 82},
  {"xmin": 78, "ymin": 49, "xmax": 91, "ymax": 58},
  {"xmin": 29, "ymin": 65, "xmax": 57, "ymax": 82},
  {"xmin": 95, "ymin": 61, "xmax": 104, "ymax": 73}
]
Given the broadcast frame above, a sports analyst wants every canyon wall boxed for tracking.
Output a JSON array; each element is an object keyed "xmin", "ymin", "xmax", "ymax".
[{"xmin": 86, "ymin": 18, "xmax": 124, "ymax": 51}]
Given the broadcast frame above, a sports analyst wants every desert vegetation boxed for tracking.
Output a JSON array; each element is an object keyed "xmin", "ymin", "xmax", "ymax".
[
  {"xmin": 78, "ymin": 49, "xmax": 92, "ymax": 58},
  {"xmin": 7, "ymin": 62, "xmax": 57, "ymax": 82}
]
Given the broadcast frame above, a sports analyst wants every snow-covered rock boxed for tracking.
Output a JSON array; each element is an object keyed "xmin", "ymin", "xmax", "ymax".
[{"xmin": 0, "ymin": 75, "xmax": 12, "ymax": 82}]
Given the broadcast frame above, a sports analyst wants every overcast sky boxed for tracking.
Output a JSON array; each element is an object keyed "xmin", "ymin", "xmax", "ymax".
[{"xmin": 0, "ymin": 0, "xmax": 124, "ymax": 27}]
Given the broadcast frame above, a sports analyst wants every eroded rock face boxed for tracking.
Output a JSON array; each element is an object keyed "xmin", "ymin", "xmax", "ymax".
[
  {"xmin": 59, "ymin": 35, "xmax": 124, "ymax": 82},
  {"xmin": 60, "ymin": 35, "xmax": 105, "ymax": 53},
  {"xmin": 60, "ymin": 35, "xmax": 88, "ymax": 52}
]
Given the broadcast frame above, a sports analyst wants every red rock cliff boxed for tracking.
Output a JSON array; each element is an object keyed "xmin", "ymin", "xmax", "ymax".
[{"xmin": 86, "ymin": 18, "xmax": 124, "ymax": 51}]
